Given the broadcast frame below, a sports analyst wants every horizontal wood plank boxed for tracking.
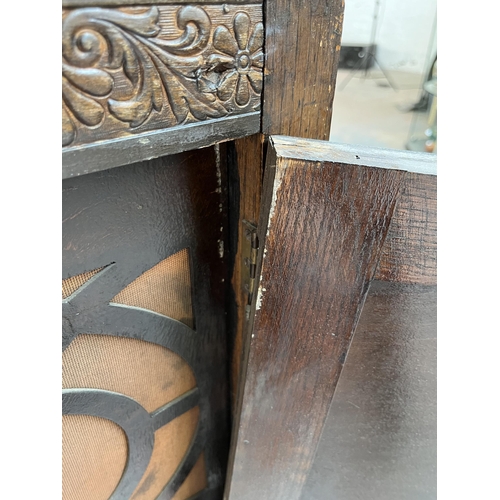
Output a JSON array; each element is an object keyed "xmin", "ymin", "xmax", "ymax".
[
  {"xmin": 62, "ymin": 112, "xmax": 259, "ymax": 178},
  {"xmin": 270, "ymin": 136, "xmax": 436, "ymax": 175}
]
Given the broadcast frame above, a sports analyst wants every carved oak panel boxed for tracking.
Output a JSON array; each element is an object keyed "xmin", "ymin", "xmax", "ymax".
[{"xmin": 62, "ymin": 4, "xmax": 263, "ymax": 148}]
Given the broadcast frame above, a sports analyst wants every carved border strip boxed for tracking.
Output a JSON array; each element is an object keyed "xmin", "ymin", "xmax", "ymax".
[
  {"xmin": 64, "ymin": 0, "xmax": 256, "ymax": 6},
  {"xmin": 62, "ymin": 4, "xmax": 263, "ymax": 150}
]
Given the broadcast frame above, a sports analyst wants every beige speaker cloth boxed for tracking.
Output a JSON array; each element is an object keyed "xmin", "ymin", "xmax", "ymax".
[
  {"xmin": 63, "ymin": 335, "xmax": 205, "ymax": 499},
  {"xmin": 62, "ymin": 267, "xmax": 103, "ymax": 299},
  {"xmin": 112, "ymin": 249, "xmax": 194, "ymax": 328},
  {"xmin": 62, "ymin": 414, "xmax": 128, "ymax": 500},
  {"xmin": 62, "ymin": 334, "xmax": 196, "ymax": 412},
  {"xmin": 130, "ymin": 407, "xmax": 203, "ymax": 500}
]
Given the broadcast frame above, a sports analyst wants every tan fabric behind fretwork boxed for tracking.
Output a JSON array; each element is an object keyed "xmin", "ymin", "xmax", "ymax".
[
  {"xmin": 62, "ymin": 245, "xmax": 203, "ymax": 500},
  {"xmin": 62, "ymin": 267, "xmax": 103, "ymax": 299},
  {"xmin": 62, "ymin": 334, "xmax": 196, "ymax": 412},
  {"xmin": 62, "ymin": 335, "xmax": 206, "ymax": 499},
  {"xmin": 62, "ymin": 414, "xmax": 127, "ymax": 500},
  {"xmin": 130, "ymin": 407, "xmax": 201, "ymax": 500},
  {"xmin": 111, "ymin": 249, "xmax": 194, "ymax": 328}
]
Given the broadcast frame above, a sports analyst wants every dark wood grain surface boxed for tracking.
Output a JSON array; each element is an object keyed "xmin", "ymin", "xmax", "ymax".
[
  {"xmin": 375, "ymin": 172, "xmax": 437, "ymax": 285},
  {"xmin": 226, "ymin": 134, "xmax": 265, "ymax": 412},
  {"xmin": 262, "ymin": 0, "xmax": 345, "ymax": 139},
  {"xmin": 301, "ymin": 280, "xmax": 437, "ymax": 500},
  {"xmin": 266, "ymin": 137, "xmax": 438, "ymax": 285},
  {"xmin": 224, "ymin": 138, "xmax": 405, "ymax": 500}
]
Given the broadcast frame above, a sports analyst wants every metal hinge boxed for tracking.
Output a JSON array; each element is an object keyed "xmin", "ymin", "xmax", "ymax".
[{"xmin": 241, "ymin": 220, "xmax": 258, "ymax": 320}]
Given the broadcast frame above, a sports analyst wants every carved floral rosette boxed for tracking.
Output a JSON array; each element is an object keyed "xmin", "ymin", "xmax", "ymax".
[{"xmin": 62, "ymin": 5, "xmax": 263, "ymax": 147}]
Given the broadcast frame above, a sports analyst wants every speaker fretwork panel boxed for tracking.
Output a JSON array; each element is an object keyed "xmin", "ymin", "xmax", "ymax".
[
  {"xmin": 62, "ymin": 249, "xmax": 207, "ymax": 500},
  {"xmin": 62, "ymin": 151, "xmax": 228, "ymax": 500},
  {"xmin": 111, "ymin": 249, "xmax": 194, "ymax": 328},
  {"xmin": 62, "ymin": 266, "xmax": 105, "ymax": 299}
]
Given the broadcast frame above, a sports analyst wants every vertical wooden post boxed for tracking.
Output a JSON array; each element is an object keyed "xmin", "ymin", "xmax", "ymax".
[
  {"xmin": 262, "ymin": 0, "xmax": 345, "ymax": 139},
  {"xmin": 229, "ymin": 0, "xmax": 346, "ymax": 409}
]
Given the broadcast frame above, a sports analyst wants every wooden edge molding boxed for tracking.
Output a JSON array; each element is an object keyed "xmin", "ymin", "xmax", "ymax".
[
  {"xmin": 270, "ymin": 135, "xmax": 437, "ymax": 176},
  {"xmin": 62, "ymin": 112, "xmax": 259, "ymax": 178}
]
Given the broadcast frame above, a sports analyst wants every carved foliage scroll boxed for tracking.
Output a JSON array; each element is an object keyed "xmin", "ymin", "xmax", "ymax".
[{"xmin": 62, "ymin": 5, "xmax": 263, "ymax": 147}]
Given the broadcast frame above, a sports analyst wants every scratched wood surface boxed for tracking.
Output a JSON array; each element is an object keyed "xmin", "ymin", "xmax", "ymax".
[
  {"xmin": 266, "ymin": 136, "xmax": 438, "ymax": 286},
  {"xmin": 262, "ymin": 0, "xmax": 345, "ymax": 139},
  {"xmin": 224, "ymin": 137, "xmax": 410, "ymax": 500},
  {"xmin": 375, "ymin": 171, "xmax": 437, "ymax": 285},
  {"xmin": 62, "ymin": 4, "xmax": 263, "ymax": 149}
]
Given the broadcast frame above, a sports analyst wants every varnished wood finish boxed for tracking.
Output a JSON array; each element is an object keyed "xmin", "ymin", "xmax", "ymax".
[
  {"xmin": 265, "ymin": 137, "xmax": 438, "ymax": 284},
  {"xmin": 226, "ymin": 134, "xmax": 265, "ymax": 411},
  {"xmin": 301, "ymin": 164, "xmax": 437, "ymax": 498},
  {"xmin": 302, "ymin": 280, "xmax": 437, "ymax": 500},
  {"xmin": 262, "ymin": 0, "xmax": 345, "ymax": 139},
  {"xmin": 225, "ymin": 137, "xmax": 407, "ymax": 500},
  {"xmin": 62, "ymin": 112, "xmax": 259, "ymax": 178},
  {"xmin": 375, "ymin": 172, "xmax": 437, "ymax": 285},
  {"xmin": 62, "ymin": 4, "xmax": 263, "ymax": 153}
]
